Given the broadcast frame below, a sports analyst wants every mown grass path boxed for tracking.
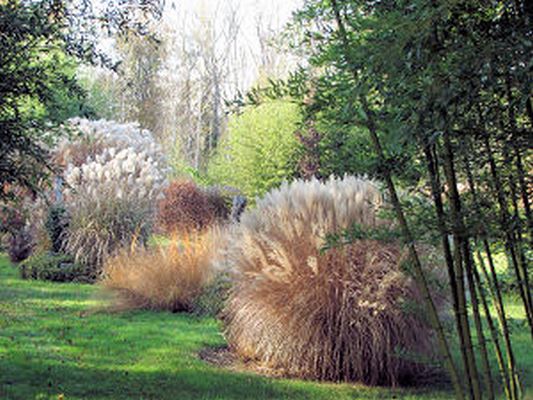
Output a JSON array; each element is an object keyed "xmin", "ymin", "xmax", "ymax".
[{"xmin": 0, "ymin": 255, "xmax": 529, "ymax": 399}]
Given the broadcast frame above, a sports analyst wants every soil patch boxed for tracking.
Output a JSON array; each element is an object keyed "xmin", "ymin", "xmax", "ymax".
[{"xmin": 198, "ymin": 346, "xmax": 289, "ymax": 378}]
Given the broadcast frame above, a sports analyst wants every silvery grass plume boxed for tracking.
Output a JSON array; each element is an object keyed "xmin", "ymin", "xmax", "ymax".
[
  {"xmin": 58, "ymin": 119, "xmax": 169, "ymax": 276},
  {"xmin": 222, "ymin": 176, "xmax": 446, "ymax": 386}
]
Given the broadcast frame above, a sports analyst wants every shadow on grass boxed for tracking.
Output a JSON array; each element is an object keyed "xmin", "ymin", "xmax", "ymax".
[
  {"xmin": 0, "ymin": 358, "xmax": 302, "ymax": 400},
  {"xmin": 0, "ymin": 356, "xmax": 453, "ymax": 400}
]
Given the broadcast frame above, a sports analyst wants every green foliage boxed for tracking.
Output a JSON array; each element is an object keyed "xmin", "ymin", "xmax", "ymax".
[
  {"xmin": 307, "ymin": 73, "xmax": 423, "ymax": 183},
  {"xmin": 76, "ymin": 67, "xmax": 120, "ymax": 120},
  {"xmin": 192, "ymin": 273, "xmax": 232, "ymax": 317},
  {"xmin": 19, "ymin": 251, "xmax": 86, "ymax": 282},
  {"xmin": 44, "ymin": 204, "xmax": 69, "ymax": 253},
  {"xmin": 208, "ymin": 100, "xmax": 302, "ymax": 199},
  {"xmin": 182, "ymin": 166, "xmax": 214, "ymax": 187},
  {"xmin": 322, "ymin": 223, "xmax": 402, "ymax": 252},
  {"xmin": 0, "ymin": 0, "xmax": 87, "ymax": 198},
  {"xmin": 229, "ymin": 68, "xmax": 311, "ymax": 109}
]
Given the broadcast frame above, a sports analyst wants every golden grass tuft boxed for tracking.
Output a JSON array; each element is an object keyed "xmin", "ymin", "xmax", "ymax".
[
  {"xmin": 100, "ymin": 231, "xmax": 217, "ymax": 312},
  {"xmin": 223, "ymin": 176, "xmax": 444, "ymax": 386}
]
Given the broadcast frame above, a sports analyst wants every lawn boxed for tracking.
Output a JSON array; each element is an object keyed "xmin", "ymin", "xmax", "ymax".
[{"xmin": 0, "ymin": 255, "xmax": 530, "ymax": 400}]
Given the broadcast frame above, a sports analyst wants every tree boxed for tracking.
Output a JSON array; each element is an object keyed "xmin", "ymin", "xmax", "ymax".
[
  {"xmin": 114, "ymin": 29, "xmax": 163, "ymax": 135},
  {"xmin": 0, "ymin": 0, "xmax": 85, "ymax": 198},
  {"xmin": 208, "ymin": 100, "xmax": 302, "ymax": 199},
  {"xmin": 0, "ymin": 0, "xmax": 165, "ymax": 200}
]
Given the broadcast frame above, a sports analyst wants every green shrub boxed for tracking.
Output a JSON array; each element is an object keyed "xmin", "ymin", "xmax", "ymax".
[
  {"xmin": 208, "ymin": 100, "xmax": 302, "ymax": 199},
  {"xmin": 192, "ymin": 273, "xmax": 232, "ymax": 317},
  {"xmin": 44, "ymin": 204, "xmax": 69, "ymax": 253},
  {"xmin": 19, "ymin": 252, "xmax": 87, "ymax": 282}
]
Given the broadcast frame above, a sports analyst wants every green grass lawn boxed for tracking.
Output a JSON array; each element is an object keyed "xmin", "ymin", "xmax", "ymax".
[{"xmin": 0, "ymin": 255, "xmax": 530, "ymax": 400}]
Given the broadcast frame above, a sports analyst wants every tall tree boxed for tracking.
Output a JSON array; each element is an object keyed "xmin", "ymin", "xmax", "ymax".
[
  {"xmin": 0, "ymin": 0, "xmax": 165, "ymax": 199},
  {"xmin": 0, "ymin": 0, "xmax": 84, "ymax": 198}
]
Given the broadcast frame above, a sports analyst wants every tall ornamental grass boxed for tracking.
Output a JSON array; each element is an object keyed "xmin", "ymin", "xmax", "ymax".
[
  {"xmin": 59, "ymin": 119, "xmax": 169, "ymax": 276},
  {"xmin": 222, "ymin": 176, "xmax": 446, "ymax": 385},
  {"xmin": 101, "ymin": 231, "xmax": 217, "ymax": 312}
]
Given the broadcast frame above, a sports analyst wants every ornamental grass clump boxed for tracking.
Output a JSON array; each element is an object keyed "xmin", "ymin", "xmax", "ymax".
[
  {"xmin": 223, "ymin": 176, "xmax": 445, "ymax": 386},
  {"xmin": 101, "ymin": 231, "xmax": 216, "ymax": 312},
  {"xmin": 59, "ymin": 119, "xmax": 169, "ymax": 276}
]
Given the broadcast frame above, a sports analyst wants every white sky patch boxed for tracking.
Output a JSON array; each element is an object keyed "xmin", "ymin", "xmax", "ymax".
[{"xmin": 163, "ymin": 0, "xmax": 303, "ymax": 93}]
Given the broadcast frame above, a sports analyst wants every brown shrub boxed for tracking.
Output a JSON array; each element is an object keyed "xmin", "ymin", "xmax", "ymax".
[
  {"xmin": 204, "ymin": 186, "xmax": 235, "ymax": 222},
  {"xmin": 156, "ymin": 180, "xmax": 215, "ymax": 234},
  {"xmin": 222, "ymin": 176, "xmax": 445, "ymax": 386},
  {"xmin": 100, "ymin": 231, "xmax": 216, "ymax": 312},
  {"xmin": 7, "ymin": 229, "xmax": 34, "ymax": 263}
]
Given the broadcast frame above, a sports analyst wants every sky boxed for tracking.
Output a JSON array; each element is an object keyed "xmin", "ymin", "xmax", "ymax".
[{"xmin": 162, "ymin": 0, "xmax": 303, "ymax": 92}]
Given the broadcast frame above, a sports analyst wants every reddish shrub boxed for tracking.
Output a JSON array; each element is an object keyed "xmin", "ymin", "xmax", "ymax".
[
  {"xmin": 0, "ymin": 187, "xmax": 38, "ymax": 262},
  {"xmin": 7, "ymin": 229, "xmax": 33, "ymax": 263},
  {"xmin": 0, "ymin": 205, "xmax": 25, "ymax": 235},
  {"xmin": 157, "ymin": 180, "xmax": 215, "ymax": 234}
]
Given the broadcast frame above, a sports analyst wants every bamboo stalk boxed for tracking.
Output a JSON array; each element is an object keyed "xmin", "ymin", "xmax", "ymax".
[
  {"xmin": 441, "ymin": 132, "xmax": 482, "ymax": 400},
  {"xmin": 422, "ymin": 143, "xmax": 473, "ymax": 389},
  {"xmin": 476, "ymin": 247, "xmax": 521, "ymax": 400},
  {"xmin": 511, "ymin": 144, "xmax": 532, "ymax": 243},
  {"xmin": 484, "ymin": 135, "xmax": 533, "ymax": 336},
  {"xmin": 472, "ymin": 248, "xmax": 513, "ymax": 399},
  {"xmin": 505, "ymin": 75, "xmax": 532, "ymax": 242},
  {"xmin": 462, "ymin": 136, "xmax": 520, "ymax": 399},
  {"xmin": 463, "ymin": 244, "xmax": 495, "ymax": 400},
  {"xmin": 526, "ymin": 98, "xmax": 533, "ymax": 127},
  {"xmin": 330, "ymin": 3, "xmax": 464, "ymax": 397},
  {"xmin": 502, "ymin": 79, "xmax": 533, "ymax": 328},
  {"xmin": 507, "ymin": 169, "xmax": 533, "ymax": 329}
]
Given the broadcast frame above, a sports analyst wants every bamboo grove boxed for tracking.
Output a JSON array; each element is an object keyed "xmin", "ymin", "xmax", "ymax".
[{"xmin": 287, "ymin": 1, "xmax": 532, "ymax": 399}]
